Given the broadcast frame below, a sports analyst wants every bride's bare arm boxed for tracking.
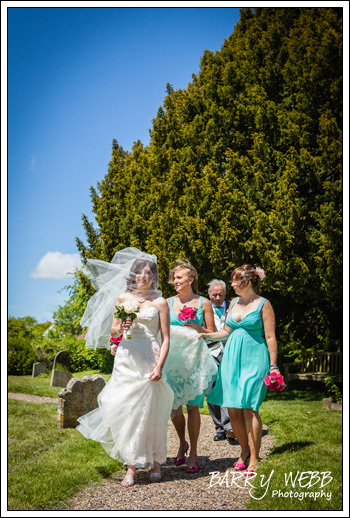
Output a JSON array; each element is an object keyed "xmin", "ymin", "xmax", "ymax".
[
  {"xmin": 110, "ymin": 294, "xmax": 132, "ymax": 337},
  {"xmin": 149, "ymin": 298, "xmax": 170, "ymax": 380}
]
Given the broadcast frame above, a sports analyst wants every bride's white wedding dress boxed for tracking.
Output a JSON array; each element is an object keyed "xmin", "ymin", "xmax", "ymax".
[{"xmin": 77, "ymin": 306, "xmax": 174, "ymax": 468}]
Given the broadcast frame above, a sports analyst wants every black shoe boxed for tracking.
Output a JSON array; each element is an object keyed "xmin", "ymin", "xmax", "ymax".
[
  {"xmin": 226, "ymin": 429, "xmax": 237, "ymax": 445},
  {"xmin": 214, "ymin": 432, "xmax": 226, "ymax": 441}
]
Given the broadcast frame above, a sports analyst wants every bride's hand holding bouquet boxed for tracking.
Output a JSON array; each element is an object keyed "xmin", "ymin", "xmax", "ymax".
[{"xmin": 114, "ymin": 301, "xmax": 140, "ymax": 339}]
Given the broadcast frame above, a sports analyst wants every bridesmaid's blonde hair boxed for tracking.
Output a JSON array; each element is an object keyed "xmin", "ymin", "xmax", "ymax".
[{"xmin": 169, "ymin": 260, "xmax": 199, "ymax": 294}]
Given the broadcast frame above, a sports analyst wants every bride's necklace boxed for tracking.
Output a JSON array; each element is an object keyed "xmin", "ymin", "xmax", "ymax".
[{"xmin": 134, "ymin": 291, "xmax": 150, "ymax": 304}]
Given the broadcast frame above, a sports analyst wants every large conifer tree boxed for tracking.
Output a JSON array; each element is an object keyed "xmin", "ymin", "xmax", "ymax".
[{"xmin": 76, "ymin": 8, "xmax": 342, "ymax": 353}]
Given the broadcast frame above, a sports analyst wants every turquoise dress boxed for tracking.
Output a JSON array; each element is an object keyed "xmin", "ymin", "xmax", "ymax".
[
  {"xmin": 207, "ymin": 297, "xmax": 270, "ymax": 412},
  {"xmin": 163, "ymin": 296, "xmax": 217, "ymax": 409}
]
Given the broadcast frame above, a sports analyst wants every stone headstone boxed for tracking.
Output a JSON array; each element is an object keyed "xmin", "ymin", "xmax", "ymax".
[
  {"xmin": 32, "ymin": 362, "xmax": 47, "ymax": 377},
  {"xmin": 53, "ymin": 350, "xmax": 70, "ymax": 371},
  {"xmin": 50, "ymin": 350, "xmax": 72, "ymax": 387},
  {"xmin": 322, "ymin": 397, "xmax": 342, "ymax": 411},
  {"xmin": 322, "ymin": 397, "xmax": 332, "ymax": 409},
  {"xmin": 57, "ymin": 375, "xmax": 106, "ymax": 428},
  {"xmin": 330, "ymin": 402, "xmax": 342, "ymax": 411},
  {"xmin": 51, "ymin": 369, "xmax": 72, "ymax": 387}
]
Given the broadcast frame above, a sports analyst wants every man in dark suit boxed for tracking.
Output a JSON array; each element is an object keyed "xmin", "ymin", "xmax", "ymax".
[{"xmin": 206, "ymin": 280, "xmax": 236, "ymax": 443}]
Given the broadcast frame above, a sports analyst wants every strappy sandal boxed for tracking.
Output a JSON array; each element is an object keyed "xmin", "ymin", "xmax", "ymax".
[
  {"xmin": 121, "ymin": 476, "xmax": 135, "ymax": 487},
  {"xmin": 150, "ymin": 472, "xmax": 161, "ymax": 482},
  {"xmin": 233, "ymin": 454, "xmax": 250, "ymax": 471},
  {"xmin": 186, "ymin": 461, "xmax": 199, "ymax": 473},
  {"xmin": 244, "ymin": 459, "xmax": 260, "ymax": 476},
  {"xmin": 174, "ymin": 441, "xmax": 189, "ymax": 466},
  {"xmin": 245, "ymin": 468, "xmax": 258, "ymax": 477}
]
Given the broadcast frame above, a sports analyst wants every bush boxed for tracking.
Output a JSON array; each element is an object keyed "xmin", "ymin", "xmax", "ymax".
[
  {"xmin": 8, "ymin": 337, "xmax": 37, "ymax": 375},
  {"xmin": 33, "ymin": 333, "xmax": 114, "ymax": 374},
  {"xmin": 324, "ymin": 376, "xmax": 342, "ymax": 404},
  {"xmin": 66, "ymin": 338, "xmax": 114, "ymax": 373}
]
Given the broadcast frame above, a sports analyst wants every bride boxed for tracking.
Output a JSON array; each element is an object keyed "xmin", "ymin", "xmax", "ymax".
[{"xmin": 76, "ymin": 248, "xmax": 174, "ymax": 487}]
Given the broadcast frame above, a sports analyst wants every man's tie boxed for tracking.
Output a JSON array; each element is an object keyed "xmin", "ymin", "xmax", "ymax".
[{"xmin": 214, "ymin": 305, "xmax": 225, "ymax": 318}]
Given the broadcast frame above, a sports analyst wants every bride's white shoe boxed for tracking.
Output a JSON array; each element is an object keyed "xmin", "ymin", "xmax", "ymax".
[
  {"xmin": 150, "ymin": 472, "xmax": 161, "ymax": 482},
  {"xmin": 121, "ymin": 476, "xmax": 135, "ymax": 487}
]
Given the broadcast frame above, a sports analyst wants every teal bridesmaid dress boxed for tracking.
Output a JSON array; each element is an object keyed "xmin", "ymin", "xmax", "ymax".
[
  {"xmin": 163, "ymin": 296, "xmax": 217, "ymax": 409},
  {"xmin": 207, "ymin": 297, "xmax": 270, "ymax": 412}
]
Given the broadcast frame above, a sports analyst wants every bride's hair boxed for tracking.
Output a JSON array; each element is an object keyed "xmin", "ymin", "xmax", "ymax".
[
  {"xmin": 169, "ymin": 260, "xmax": 199, "ymax": 294},
  {"xmin": 126, "ymin": 259, "xmax": 159, "ymax": 291}
]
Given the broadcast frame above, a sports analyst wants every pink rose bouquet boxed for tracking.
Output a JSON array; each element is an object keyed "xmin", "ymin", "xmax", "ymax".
[
  {"xmin": 178, "ymin": 305, "xmax": 198, "ymax": 322},
  {"xmin": 264, "ymin": 371, "xmax": 286, "ymax": 392}
]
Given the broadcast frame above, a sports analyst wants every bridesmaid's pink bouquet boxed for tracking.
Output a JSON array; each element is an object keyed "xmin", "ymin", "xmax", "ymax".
[
  {"xmin": 264, "ymin": 372, "xmax": 286, "ymax": 392},
  {"xmin": 178, "ymin": 305, "xmax": 197, "ymax": 322},
  {"xmin": 110, "ymin": 335, "xmax": 123, "ymax": 348}
]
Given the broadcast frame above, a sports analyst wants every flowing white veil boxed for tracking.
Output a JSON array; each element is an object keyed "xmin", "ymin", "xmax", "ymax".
[{"xmin": 81, "ymin": 247, "xmax": 161, "ymax": 350}]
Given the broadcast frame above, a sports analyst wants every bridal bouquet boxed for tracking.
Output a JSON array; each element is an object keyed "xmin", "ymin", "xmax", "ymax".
[
  {"xmin": 178, "ymin": 305, "xmax": 198, "ymax": 323},
  {"xmin": 114, "ymin": 301, "xmax": 140, "ymax": 339},
  {"xmin": 264, "ymin": 372, "xmax": 286, "ymax": 392}
]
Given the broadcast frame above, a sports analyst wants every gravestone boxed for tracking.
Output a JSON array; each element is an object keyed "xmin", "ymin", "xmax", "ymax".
[
  {"xmin": 50, "ymin": 350, "xmax": 72, "ymax": 387},
  {"xmin": 32, "ymin": 362, "xmax": 47, "ymax": 377},
  {"xmin": 57, "ymin": 375, "xmax": 106, "ymax": 428},
  {"xmin": 322, "ymin": 397, "xmax": 342, "ymax": 411}
]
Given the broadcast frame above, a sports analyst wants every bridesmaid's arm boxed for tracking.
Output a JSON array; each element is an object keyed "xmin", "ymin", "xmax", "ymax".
[
  {"xmin": 149, "ymin": 298, "xmax": 170, "ymax": 381},
  {"xmin": 198, "ymin": 299, "xmax": 234, "ymax": 340},
  {"xmin": 261, "ymin": 300, "xmax": 280, "ymax": 373}
]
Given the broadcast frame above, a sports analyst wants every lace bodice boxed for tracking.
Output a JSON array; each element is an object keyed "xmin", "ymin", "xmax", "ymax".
[
  {"xmin": 129, "ymin": 306, "xmax": 160, "ymax": 337},
  {"xmin": 116, "ymin": 306, "xmax": 161, "ymax": 371}
]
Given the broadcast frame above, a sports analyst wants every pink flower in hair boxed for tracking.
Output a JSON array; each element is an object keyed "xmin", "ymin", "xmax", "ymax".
[{"xmin": 255, "ymin": 267, "xmax": 265, "ymax": 280}]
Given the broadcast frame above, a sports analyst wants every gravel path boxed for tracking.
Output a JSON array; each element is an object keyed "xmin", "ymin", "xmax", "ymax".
[
  {"xmin": 63, "ymin": 415, "xmax": 275, "ymax": 511},
  {"xmin": 8, "ymin": 393, "xmax": 275, "ymax": 511},
  {"xmin": 8, "ymin": 392, "xmax": 59, "ymax": 404}
]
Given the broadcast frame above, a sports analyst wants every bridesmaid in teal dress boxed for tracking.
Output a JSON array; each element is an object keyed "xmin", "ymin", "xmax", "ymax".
[
  {"xmin": 201, "ymin": 264, "xmax": 281, "ymax": 476},
  {"xmin": 163, "ymin": 261, "xmax": 217, "ymax": 473}
]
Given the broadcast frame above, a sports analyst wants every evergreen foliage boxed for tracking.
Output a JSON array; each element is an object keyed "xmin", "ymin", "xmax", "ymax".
[{"xmin": 76, "ymin": 8, "xmax": 342, "ymax": 354}]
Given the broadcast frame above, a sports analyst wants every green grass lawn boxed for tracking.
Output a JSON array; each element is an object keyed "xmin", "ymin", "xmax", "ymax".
[
  {"xmin": 8, "ymin": 399, "xmax": 123, "ymax": 510},
  {"xmin": 244, "ymin": 389, "xmax": 343, "ymax": 511},
  {"xmin": 7, "ymin": 375, "xmax": 343, "ymax": 511}
]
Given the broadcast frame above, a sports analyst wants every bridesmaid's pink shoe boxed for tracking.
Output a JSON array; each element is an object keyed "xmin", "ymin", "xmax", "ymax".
[
  {"xmin": 174, "ymin": 442, "xmax": 189, "ymax": 466},
  {"xmin": 186, "ymin": 459, "xmax": 199, "ymax": 473},
  {"xmin": 233, "ymin": 454, "xmax": 250, "ymax": 471}
]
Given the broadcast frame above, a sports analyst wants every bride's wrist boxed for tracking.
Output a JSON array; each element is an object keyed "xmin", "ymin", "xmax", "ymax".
[{"xmin": 112, "ymin": 325, "xmax": 123, "ymax": 335}]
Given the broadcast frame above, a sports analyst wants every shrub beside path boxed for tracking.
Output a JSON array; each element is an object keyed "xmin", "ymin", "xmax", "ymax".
[{"xmin": 8, "ymin": 393, "xmax": 275, "ymax": 511}]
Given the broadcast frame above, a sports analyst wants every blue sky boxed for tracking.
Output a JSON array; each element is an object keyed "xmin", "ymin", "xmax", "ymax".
[{"xmin": 6, "ymin": 5, "xmax": 241, "ymax": 323}]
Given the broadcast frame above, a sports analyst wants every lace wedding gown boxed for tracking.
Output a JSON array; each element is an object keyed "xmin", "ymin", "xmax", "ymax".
[{"xmin": 77, "ymin": 306, "xmax": 174, "ymax": 468}]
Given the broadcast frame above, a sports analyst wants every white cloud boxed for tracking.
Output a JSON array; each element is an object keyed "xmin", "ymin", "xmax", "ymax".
[{"xmin": 30, "ymin": 252, "xmax": 82, "ymax": 280}]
